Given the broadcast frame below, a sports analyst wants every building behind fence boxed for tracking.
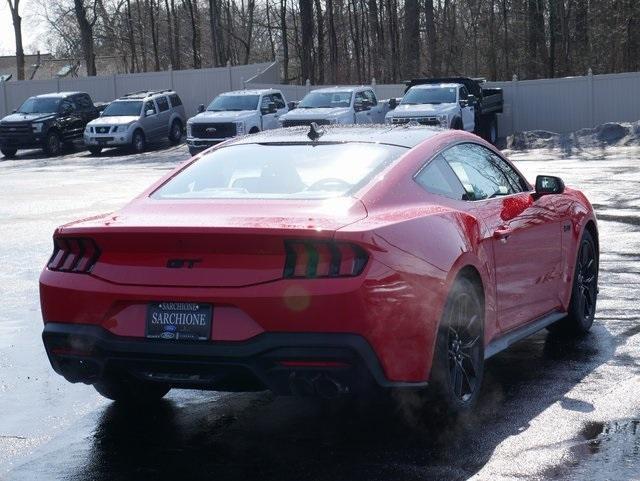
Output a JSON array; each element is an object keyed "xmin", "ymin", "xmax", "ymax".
[{"xmin": 2, "ymin": 61, "xmax": 640, "ymax": 138}]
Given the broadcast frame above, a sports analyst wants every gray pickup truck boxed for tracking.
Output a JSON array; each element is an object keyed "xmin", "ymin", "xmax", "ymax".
[{"xmin": 386, "ymin": 77, "xmax": 503, "ymax": 144}]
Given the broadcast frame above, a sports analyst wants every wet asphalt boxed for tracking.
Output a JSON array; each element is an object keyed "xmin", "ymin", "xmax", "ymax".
[{"xmin": 0, "ymin": 141, "xmax": 638, "ymax": 481}]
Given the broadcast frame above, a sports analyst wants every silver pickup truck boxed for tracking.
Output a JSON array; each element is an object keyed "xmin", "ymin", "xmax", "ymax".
[
  {"xmin": 279, "ymin": 86, "xmax": 389, "ymax": 126},
  {"xmin": 186, "ymin": 89, "xmax": 288, "ymax": 156}
]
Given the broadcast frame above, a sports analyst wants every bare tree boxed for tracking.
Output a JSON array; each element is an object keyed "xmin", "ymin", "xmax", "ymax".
[
  {"xmin": 73, "ymin": 0, "xmax": 97, "ymax": 76},
  {"xmin": 6, "ymin": 0, "xmax": 25, "ymax": 80}
]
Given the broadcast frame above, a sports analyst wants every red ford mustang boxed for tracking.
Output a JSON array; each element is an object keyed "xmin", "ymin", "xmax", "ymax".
[{"xmin": 40, "ymin": 125, "xmax": 599, "ymax": 411}]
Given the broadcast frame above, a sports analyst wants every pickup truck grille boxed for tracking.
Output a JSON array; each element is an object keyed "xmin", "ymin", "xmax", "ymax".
[
  {"xmin": 282, "ymin": 119, "xmax": 331, "ymax": 127},
  {"xmin": 191, "ymin": 122, "xmax": 237, "ymax": 139},
  {"xmin": 391, "ymin": 117, "xmax": 441, "ymax": 126},
  {"xmin": 0, "ymin": 122, "xmax": 32, "ymax": 135}
]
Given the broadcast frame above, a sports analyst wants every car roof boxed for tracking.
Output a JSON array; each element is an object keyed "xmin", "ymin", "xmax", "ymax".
[
  {"xmin": 119, "ymin": 89, "xmax": 176, "ymax": 100},
  {"xmin": 410, "ymin": 83, "xmax": 460, "ymax": 90},
  {"xmin": 221, "ymin": 89, "xmax": 279, "ymax": 96},
  {"xmin": 33, "ymin": 91, "xmax": 83, "ymax": 99},
  {"xmin": 309, "ymin": 86, "xmax": 369, "ymax": 94},
  {"xmin": 226, "ymin": 124, "xmax": 443, "ymax": 148}
]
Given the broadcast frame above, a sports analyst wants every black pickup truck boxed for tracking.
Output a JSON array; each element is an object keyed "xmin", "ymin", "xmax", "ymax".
[{"xmin": 0, "ymin": 91, "xmax": 100, "ymax": 158}]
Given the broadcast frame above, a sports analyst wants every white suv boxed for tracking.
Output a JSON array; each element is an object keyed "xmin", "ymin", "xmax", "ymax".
[{"xmin": 84, "ymin": 90, "xmax": 186, "ymax": 155}]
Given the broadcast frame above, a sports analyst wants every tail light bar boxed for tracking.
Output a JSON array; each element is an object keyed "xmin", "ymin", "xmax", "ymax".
[
  {"xmin": 284, "ymin": 240, "xmax": 368, "ymax": 278},
  {"xmin": 47, "ymin": 237, "xmax": 101, "ymax": 273}
]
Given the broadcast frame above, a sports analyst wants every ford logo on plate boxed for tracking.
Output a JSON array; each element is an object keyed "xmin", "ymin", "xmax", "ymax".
[
  {"xmin": 205, "ymin": 127, "xmax": 217, "ymax": 133},
  {"xmin": 160, "ymin": 331, "xmax": 176, "ymax": 339}
]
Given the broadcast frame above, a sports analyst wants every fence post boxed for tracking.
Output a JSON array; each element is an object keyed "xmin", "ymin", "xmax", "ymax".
[
  {"xmin": 371, "ymin": 77, "xmax": 376, "ymax": 95},
  {"xmin": 241, "ymin": 76, "xmax": 245, "ymax": 89},
  {"xmin": 587, "ymin": 68, "xmax": 595, "ymax": 127},
  {"xmin": 227, "ymin": 60, "xmax": 232, "ymax": 90},
  {"xmin": 511, "ymin": 74, "xmax": 518, "ymax": 134},
  {"xmin": 169, "ymin": 66, "xmax": 174, "ymax": 91},
  {"xmin": 57, "ymin": 77, "xmax": 61, "ymax": 93},
  {"xmin": 306, "ymin": 78, "xmax": 311, "ymax": 93},
  {"xmin": 1, "ymin": 81, "xmax": 7, "ymax": 117},
  {"xmin": 112, "ymin": 74, "xmax": 117, "ymax": 100}
]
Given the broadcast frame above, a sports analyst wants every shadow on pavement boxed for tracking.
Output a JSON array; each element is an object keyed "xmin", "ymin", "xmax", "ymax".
[{"xmin": 43, "ymin": 327, "xmax": 615, "ymax": 481}]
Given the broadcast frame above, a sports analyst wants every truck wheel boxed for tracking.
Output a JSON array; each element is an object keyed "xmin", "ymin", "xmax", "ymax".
[
  {"xmin": 249, "ymin": 127, "xmax": 260, "ymax": 134},
  {"xmin": 88, "ymin": 146, "xmax": 102, "ymax": 156},
  {"xmin": 131, "ymin": 130, "xmax": 146, "ymax": 153},
  {"xmin": 451, "ymin": 117, "xmax": 463, "ymax": 130},
  {"xmin": 168, "ymin": 120, "xmax": 183, "ymax": 144},
  {"xmin": 43, "ymin": 131, "xmax": 62, "ymax": 156},
  {"xmin": 188, "ymin": 147, "xmax": 202, "ymax": 157},
  {"xmin": 1, "ymin": 148, "xmax": 17, "ymax": 159}
]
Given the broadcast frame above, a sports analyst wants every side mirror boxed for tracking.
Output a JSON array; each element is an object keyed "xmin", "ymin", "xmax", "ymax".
[
  {"xmin": 268, "ymin": 102, "xmax": 277, "ymax": 114},
  {"xmin": 145, "ymin": 109, "xmax": 155, "ymax": 117},
  {"xmin": 388, "ymin": 98, "xmax": 398, "ymax": 110},
  {"xmin": 198, "ymin": 104, "xmax": 205, "ymax": 113},
  {"xmin": 287, "ymin": 101, "xmax": 297, "ymax": 110},
  {"xmin": 459, "ymin": 99, "xmax": 468, "ymax": 108},
  {"xmin": 535, "ymin": 175, "xmax": 565, "ymax": 197},
  {"xmin": 467, "ymin": 94, "xmax": 476, "ymax": 104}
]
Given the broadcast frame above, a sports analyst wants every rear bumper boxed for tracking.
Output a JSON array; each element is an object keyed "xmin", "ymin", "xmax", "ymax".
[{"xmin": 42, "ymin": 322, "xmax": 427, "ymax": 395}]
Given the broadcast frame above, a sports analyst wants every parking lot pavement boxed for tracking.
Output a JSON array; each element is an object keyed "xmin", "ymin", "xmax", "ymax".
[{"xmin": 1, "ymin": 144, "xmax": 639, "ymax": 481}]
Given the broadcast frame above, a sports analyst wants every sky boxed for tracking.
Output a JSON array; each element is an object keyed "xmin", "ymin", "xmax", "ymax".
[{"xmin": 0, "ymin": 1, "xmax": 45, "ymax": 56}]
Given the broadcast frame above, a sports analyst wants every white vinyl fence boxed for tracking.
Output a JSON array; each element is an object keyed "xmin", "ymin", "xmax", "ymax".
[
  {"xmin": 0, "ymin": 61, "xmax": 278, "ymax": 118},
  {"xmin": 2, "ymin": 61, "xmax": 640, "ymax": 137}
]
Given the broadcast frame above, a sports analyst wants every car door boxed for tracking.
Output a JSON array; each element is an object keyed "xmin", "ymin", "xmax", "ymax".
[
  {"xmin": 459, "ymin": 86, "xmax": 475, "ymax": 132},
  {"xmin": 155, "ymin": 96, "xmax": 172, "ymax": 136},
  {"xmin": 260, "ymin": 95, "xmax": 279, "ymax": 130},
  {"xmin": 59, "ymin": 98, "xmax": 83, "ymax": 141},
  {"xmin": 354, "ymin": 91, "xmax": 372, "ymax": 123},
  {"xmin": 271, "ymin": 92, "xmax": 288, "ymax": 125},
  {"xmin": 363, "ymin": 90, "xmax": 384, "ymax": 123},
  {"xmin": 441, "ymin": 142, "xmax": 564, "ymax": 332},
  {"xmin": 142, "ymin": 100, "xmax": 162, "ymax": 139}
]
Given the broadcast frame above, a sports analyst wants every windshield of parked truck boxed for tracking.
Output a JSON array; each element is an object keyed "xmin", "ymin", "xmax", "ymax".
[
  {"xmin": 401, "ymin": 87, "xmax": 457, "ymax": 105},
  {"xmin": 153, "ymin": 142, "xmax": 407, "ymax": 200},
  {"xmin": 102, "ymin": 101, "xmax": 143, "ymax": 117},
  {"xmin": 17, "ymin": 97, "xmax": 61, "ymax": 114},
  {"xmin": 207, "ymin": 95, "xmax": 260, "ymax": 112},
  {"xmin": 298, "ymin": 91, "xmax": 352, "ymax": 109}
]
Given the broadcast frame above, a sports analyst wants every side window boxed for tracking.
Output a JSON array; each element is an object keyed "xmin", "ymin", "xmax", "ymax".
[
  {"xmin": 415, "ymin": 154, "xmax": 467, "ymax": 201},
  {"xmin": 459, "ymin": 87, "xmax": 469, "ymax": 100},
  {"xmin": 60, "ymin": 99, "xmax": 74, "ymax": 113},
  {"xmin": 74, "ymin": 94, "xmax": 92, "ymax": 110},
  {"xmin": 354, "ymin": 91, "xmax": 367, "ymax": 106},
  {"xmin": 169, "ymin": 94, "xmax": 182, "ymax": 107},
  {"xmin": 363, "ymin": 90, "xmax": 378, "ymax": 106},
  {"xmin": 156, "ymin": 96, "xmax": 169, "ymax": 112},
  {"xmin": 483, "ymin": 148, "xmax": 530, "ymax": 192},
  {"xmin": 272, "ymin": 93, "xmax": 286, "ymax": 109},
  {"xmin": 441, "ymin": 143, "xmax": 524, "ymax": 201},
  {"xmin": 144, "ymin": 100, "xmax": 157, "ymax": 115},
  {"xmin": 260, "ymin": 95, "xmax": 272, "ymax": 109}
]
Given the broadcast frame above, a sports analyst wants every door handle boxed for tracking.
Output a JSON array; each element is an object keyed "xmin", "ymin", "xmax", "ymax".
[{"xmin": 493, "ymin": 227, "xmax": 512, "ymax": 241}]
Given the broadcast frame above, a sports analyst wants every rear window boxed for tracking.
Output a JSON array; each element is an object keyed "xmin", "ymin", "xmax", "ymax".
[{"xmin": 152, "ymin": 142, "xmax": 407, "ymax": 200}]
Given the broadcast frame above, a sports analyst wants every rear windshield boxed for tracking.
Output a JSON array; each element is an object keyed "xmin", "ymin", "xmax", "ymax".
[
  {"xmin": 152, "ymin": 143, "xmax": 407, "ymax": 200},
  {"xmin": 102, "ymin": 101, "xmax": 143, "ymax": 116}
]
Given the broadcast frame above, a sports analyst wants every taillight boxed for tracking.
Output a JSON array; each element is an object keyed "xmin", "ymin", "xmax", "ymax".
[
  {"xmin": 47, "ymin": 237, "xmax": 100, "ymax": 273},
  {"xmin": 283, "ymin": 240, "xmax": 368, "ymax": 278}
]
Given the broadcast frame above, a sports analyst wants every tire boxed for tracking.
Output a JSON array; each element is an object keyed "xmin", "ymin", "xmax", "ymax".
[
  {"xmin": 249, "ymin": 127, "xmax": 260, "ymax": 134},
  {"xmin": 430, "ymin": 276, "xmax": 485, "ymax": 413},
  {"xmin": 94, "ymin": 374, "xmax": 170, "ymax": 404},
  {"xmin": 549, "ymin": 229, "xmax": 598, "ymax": 335},
  {"xmin": 168, "ymin": 120, "xmax": 183, "ymax": 144},
  {"xmin": 451, "ymin": 117, "xmax": 463, "ymax": 130},
  {"xmin": 131, "ymin": 129, "xmax": 146, "ymax": 153},
  {"xmin": 188, "ymin": 147, "xmax": 202, "ymax": 157},
  {"xmin": 88, "ymin": 146, "xmax": 102, "ymax": 155},
  {"xmin": 1, "ymin": 148, "xmax": 17, "ymax": 159},
  {"xmin": 43, "ymin": 131, "xmax": 62, "ymax": 156}
]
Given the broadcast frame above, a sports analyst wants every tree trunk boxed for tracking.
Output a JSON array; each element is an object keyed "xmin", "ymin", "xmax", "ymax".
[
  {"xmin": 148, "ymin": 0, "xmax": 161, "ymax": 71},
  {"xmin": 164, "ymin": 0, "xmax": 174, "ymax": 68},
  {"xmin": 125, "ymin": 0, "xmax": 138, "ymax": 72},
  {"xmin": 402, "ymin": 0, "xmax": 420, "ymax": 78},
  {"xmin": 7, "ymin": 0, "xmax": 25, "ymax": 80},
  {"xmin": 299, "ymin": 0, "xmax": 313, "ymax": 83},
  {"xmin": 135, "ymin": 0, "xmax": 148, "ymax": 71},
  {"xmin": 280, "ymin": 0, "xmax": 289, "ymax": 81},
  {"xmin": 314, "ymin": 0, "xmax": 324, "ymax": 83},
  {"xmin": 171, "ymin": 0, "xmax": 181, "ymax": 69},
  {"xmin": 424, "ymin": 0, "xmax": 438, "ymax": 76},
  {"xmin": 74, "ymin": 0, "xmax": 97, "ymax": 76},
  {"xmin": 243, "ymin": 0, "xmax": 256, "ymax": 64},
  {"xmin": 183, "ymin": 0, "xmax": 201, "ymax": 68}
]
